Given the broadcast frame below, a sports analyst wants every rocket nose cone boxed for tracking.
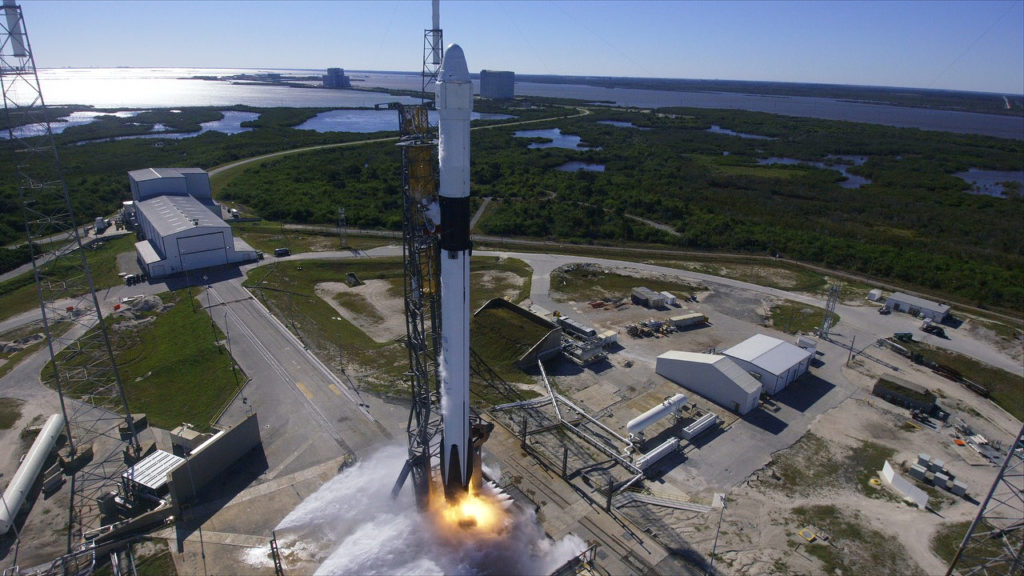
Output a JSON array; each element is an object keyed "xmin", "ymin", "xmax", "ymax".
[{"xmin": 439, "ymin": 44, "xmax": 470, "ymax": 83}]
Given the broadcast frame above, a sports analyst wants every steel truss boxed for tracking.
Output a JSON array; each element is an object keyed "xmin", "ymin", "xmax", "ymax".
[
  {"xmin": 1, "ymin": 0, "xmax": 139, "ymax": 552},
  {"xmin": 946, "ymin": 424, "xmax": 1024, "ymax": 576}
]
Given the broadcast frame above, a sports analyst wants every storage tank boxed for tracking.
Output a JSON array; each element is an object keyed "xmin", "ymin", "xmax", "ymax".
[
  {"xmin": 636, "ymin": 438, "xmax": 680, "ymax": 470},
  {"xmin": 626, "ymin": 394, "xmax": 687, "ymax": 435},
  {"xmin": 1, "ymin": 413, "xmax": 64, "ymax": 534}
]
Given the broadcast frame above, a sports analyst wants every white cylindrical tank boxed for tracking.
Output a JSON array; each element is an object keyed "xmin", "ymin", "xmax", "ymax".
[
  {"xmin": 626, "ymin": 394, "xmax": 687, "ymax": 435},
  {"xmin": 0, "ymin": 413, "xmax": 64, "ymax": 534},
  {"xmin": 636, "ymin": 438, "xmax": 680, "ymax": 470}
]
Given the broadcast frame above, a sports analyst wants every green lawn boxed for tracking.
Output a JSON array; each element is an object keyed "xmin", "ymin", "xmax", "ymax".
[
  {"xmin": 0, "ymin": 234, "xmax": 136, "ymax": 322},
  {"xmin": 550, "ymin": 265, "xmax": 701, "ymax": 303},
  {"xmin": 904, "ymin": 341, "xmax": 1024, "ymax": 422},
  {"xmin": 770, "ymin": 301, "xmax": 834, "ymax": 334},
  {"xmin": 242, "ymin": 256, "xmax": 534, "ymax": 399},
  {"xmin": 0, "ymin": 397, "xmax": 24, "ymax": 429},
  {"xmin": 51, "ymin": 291, "xmax": 240, "ymax": 432}
]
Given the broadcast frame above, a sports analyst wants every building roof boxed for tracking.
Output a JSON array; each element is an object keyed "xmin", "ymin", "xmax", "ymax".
[
  {"xmin": 128, "ymin": 167, "xmax": 206, "ymax": 182},
  {"xmin": 137, "ymin": 195, "xmax": 229, "ymax": 238},
  {"xmin": 657, "ymin": 350, "xmax": 761, "ymax": 394},
  {"xmin": 887, "ymin": 292, "xmax": 950, "ymax": 314},
  {"xmin": 723, "ymin": 334, "xmax": 811, "ymax": 377},
  {"xmin": 122, "ymin": 449, "xmax": 184, "ymax": 492},
  {"xmin": 135, "ymin": 240, "xmax": 162, "ymax": 265}
]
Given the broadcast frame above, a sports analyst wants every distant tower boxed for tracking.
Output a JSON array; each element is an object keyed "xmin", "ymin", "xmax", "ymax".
[
  {"xmin": 1, "ymin": 0, "xmax": 139, "ymax": 552},
  {"xmin": 945, "ymin": 423, "xmax": 1024, "ymax": 576},
  {"xmin": 480, "ymin": 70, "xmax": 514, "ymax": 99},
  {"xmin": 422, "ymin": 0, "xmax": 443, "ymax": 102}
]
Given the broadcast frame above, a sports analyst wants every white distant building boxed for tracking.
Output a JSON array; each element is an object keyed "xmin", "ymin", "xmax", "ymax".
[
  {"xmin": 480, "ymin": 70, "xmax": 514, "ymax": 99},
  {"xmin": 129, "ymin": 168, "xmax": 258, "ymax": 278},
  {"xmin": 885, "ymin": 292, "xmax": 950, "ymax": 322},
  {"xmin": 722, "ymin": 334, "xmax": 811, "ymax": 396},
  {"xmin": 656, "ymin": 351, "xmax": 761, "ymax": 415}
]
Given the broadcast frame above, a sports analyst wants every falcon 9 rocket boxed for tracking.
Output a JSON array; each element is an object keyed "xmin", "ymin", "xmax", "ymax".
[{"xmin": 437, "ymin": 43, "xmax": 474, "ymax": 503}]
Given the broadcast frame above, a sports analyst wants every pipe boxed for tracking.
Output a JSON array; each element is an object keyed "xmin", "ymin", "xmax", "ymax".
[{"xmin": 1, "ymin": 413, "xmax": 64, "ymax": 534}]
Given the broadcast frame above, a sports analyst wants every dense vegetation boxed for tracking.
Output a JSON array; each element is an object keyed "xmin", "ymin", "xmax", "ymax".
[{"xmin": 3, "ymin": 101, "xmax": 1021, "ymax": 312}]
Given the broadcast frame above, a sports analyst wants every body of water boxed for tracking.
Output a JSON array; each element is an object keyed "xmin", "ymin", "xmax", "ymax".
[
  {"xmin": 954, "ymin": 169, "xmax": 1024, "ymax": 197},
  {"xmin": 758, "ymin": 155, "xmax": 872, "ymax": 189},
  {"xmin": 556, "ymin": 161, "xmax": 605, "ymax": 172},
  {"xmin": 295, "ymin": 109, "xmax": 515, "ymax": 133},
  {"xmin": 597, "ymin": 120, "xmax": 647, "ymax": 130},
  {"xmin": 514, "ymin": 128, "xmax": 596, "ymax": 150},
  {"xmin": 707, "ymin": 124, "xmax": 775, "ymax": 139},
  {"xmin": 26, "ymin": 68, "xmax": 1024, "ymax": 140},
  {"xmin": 69, "ymin": 111, "xmax": 260, "ymax": 145}
]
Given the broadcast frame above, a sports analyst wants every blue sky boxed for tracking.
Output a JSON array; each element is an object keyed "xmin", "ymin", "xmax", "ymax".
[{"xmin": 21, "ymin": 0, "xmax": 1024, "ymax": 94}]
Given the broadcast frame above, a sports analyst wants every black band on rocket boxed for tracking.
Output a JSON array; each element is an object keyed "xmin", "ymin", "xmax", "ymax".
[{"xmin": 440, "ymin": 196, "xmax": 472, "ymax": 252}]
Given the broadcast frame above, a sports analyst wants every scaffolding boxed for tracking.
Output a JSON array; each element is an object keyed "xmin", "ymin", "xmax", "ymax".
[
  {"xmin": 945, "ymin": 423, "xmax": 1024, "ymax": 576},
  {"xmin": 1, "ymin": 0, "xmax": 139, "ymax": 553},
  {"xmin": 390, "ymin": 104, "xmax": 443, "ymax": 509}
]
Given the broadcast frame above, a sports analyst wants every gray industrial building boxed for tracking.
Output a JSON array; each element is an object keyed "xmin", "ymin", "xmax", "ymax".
[
  {"xmin": 322, "ymin": 67, "xmax": 352, "ymax": 89},
  {"xmin": 656, "ymin": 351, "xmax": 761, "ymax": 415},
  {"xmin": 129, "ymin": 168, "xmax": 258, "ymax": 278},
  {"xmin": 885, "ymin": 292, "xmax": 951, "ymax": 322},
  {"xmin": 722, "ymin": 334, "xmax": 812, "ymax": 396},
  {"xmin": 480, "ymin": 70, "xmax": 514, "ymax": 99}
]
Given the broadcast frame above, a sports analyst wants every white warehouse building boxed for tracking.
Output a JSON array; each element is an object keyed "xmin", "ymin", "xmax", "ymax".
[
  {"xmin": 656, "ymin": 351, "xmax": 761, "ymax": 415},
  {"xmin": 722, "ymin": 334, "xmax": 812, "ymax": 396},
  {"xmin": 130, "ymin": 168, "xmax": 257, "ymax": 278},
  {"xmin": 885, "ymin": 292, "xmax": 950, "ymax": 322}
]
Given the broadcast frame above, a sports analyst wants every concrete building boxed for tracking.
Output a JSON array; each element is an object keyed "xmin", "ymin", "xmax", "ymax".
[
  {"xmin": 885, "ymin": 292, "xmax": 950, "ymax": 322},
  {"xmin": 129, "ymin": 167, "xmax": 216, "ymax": 213},
  {"xmin": 656, "ymin": 351, "xmax": 761, "ymax": 415},
  {"xmin": 322, "ymin": 68, "xmax": 352, "ymax": 89},
  {"xmin": 722, "ymin": 334, "xmax": 812, "ymax": 396},
  {"xmin": 129, "ymin": 168, "xmax": 258, "ymax": 278},
  {"xmin": 631, "ymin": 287, "xmax": 667, "ymax": 308},
  {"xmin": 480, "ymin": 70, "xmax": 514, "ymax": 99}
]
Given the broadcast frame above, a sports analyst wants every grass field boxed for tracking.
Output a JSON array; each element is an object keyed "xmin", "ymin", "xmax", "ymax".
[
  {"xmin": 930, "ymin": 520, "xmax": 1009, "ymax": 570},
  {"xmin": 791, "ymin": 504, "xmax": 924, "ymax": 575},
  {"xmin": 51, "ymin": 291, "xmax": 241, "ymax": 432},
  {"xmin": 904, "ymin": 341, "xmax": 1024, "ymax": 422},
  {"xmin": 243, "ymin": 256, "xmax": 534, "ymax": 398},
  {"xmin": 770, "ymin": 301, "xmax": 833, "ymax": 334},
  {"xmin": 472, "ymin": 305, "xmax": 550, "ymax": 386},
  {"xmin": 0, "ymin": 397, "xmax": 24, "ymax": 429},
  {"xmin": 550, "ymin": 264, "xmax": 701, "ymax": 303},
  {"xmin": 231, "ymin": 222, "xmax": 393, "ymax": 254},
  {"xmin": 0, "ymin": 234, "xmax": 136, "ymax": 323}
]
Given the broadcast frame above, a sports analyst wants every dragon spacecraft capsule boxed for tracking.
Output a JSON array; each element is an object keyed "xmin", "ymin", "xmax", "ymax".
[{"xmin": 437, "ymin": 43, "xmax": 473, "ymax": 503}]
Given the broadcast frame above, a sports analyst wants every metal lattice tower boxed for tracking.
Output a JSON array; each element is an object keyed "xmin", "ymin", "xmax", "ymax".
[
  {"xmin": 820, "ymin": 281, "xmax": 842, "ymax": 340},
  {"xmin": 391, "ymin": 104, "xmax": 443, "ymax": 509},
  {"xmin": 946, "ymin": 424, "xmax": 1024, "ymax": 576},
  {"xmin": 1, "ymin": 0, "xmax": 139, "ymax": 552},
  {"xmin": 422, "ymin": 0, "xmax": 443, "ymax": 102}
]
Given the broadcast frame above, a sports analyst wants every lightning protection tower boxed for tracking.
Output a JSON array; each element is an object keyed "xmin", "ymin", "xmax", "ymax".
[
  {"xmin": 945, "ymin": 423, "xmax": 1024, "ymax": 576},
  {"xmin": 820, "ymin": 281, "xmax": 842, "ymax": 340},
  {"xmin": 1, "ymin": 0, "xmax": 140, "ymax": 552},
  {"xmin": 422, "ymin": 0, "xmax": 443, "ymax": 102}
]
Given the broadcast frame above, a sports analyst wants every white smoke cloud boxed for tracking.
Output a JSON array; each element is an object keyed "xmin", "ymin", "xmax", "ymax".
[{"xmin": 264, "ymin": 445, "xmax": 586, "ymax": 575}]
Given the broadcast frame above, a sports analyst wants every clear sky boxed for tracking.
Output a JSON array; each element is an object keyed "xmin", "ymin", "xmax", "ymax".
[{"xmin": 20, "ymin": 0, "xmax": 1024, "ymax": 94}]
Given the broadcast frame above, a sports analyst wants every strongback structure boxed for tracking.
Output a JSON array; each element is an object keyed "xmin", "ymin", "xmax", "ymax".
[
  {"xmin": 946, "ymin": 423, "xmax": 1024, "ymax": 576},
  {"xmin": 1, "ymin": 0, "xmax": 139, "ymax": 553},
  {"xmin": 391, "ymin": 103, "xmax": 443, "ymax": 509}
]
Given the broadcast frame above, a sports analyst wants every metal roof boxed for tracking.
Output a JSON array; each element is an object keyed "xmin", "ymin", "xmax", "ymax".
[
  {"xmin": 887, "ymin": 292, "xmax": 950, "ymax": 314},
  {"xmin": 137, "ymin": 195, "xmax": 228, "ymax": 239},
  {"xmin": 128, "ymin": 167, "xmax": 206, "ymax": 182},
  {"xmin": 135, "ymin": 240, "xmax": 162, "ymax": 265},
  {"xmin": 122, "ymin": 450, "xmax": 184, "ymax": 492},
  {"xmin": 723, "ymin": 334, "xmax": 811, "ymax": 377},
  {"xmin": 657, "ymin": 350, "xmax": 761, "ymax": 394}
]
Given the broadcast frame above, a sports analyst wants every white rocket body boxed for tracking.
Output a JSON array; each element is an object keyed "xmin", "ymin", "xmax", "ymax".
[{"xmin": 437, "ymin": 44, "xmax": 473, "ymax": 503}]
